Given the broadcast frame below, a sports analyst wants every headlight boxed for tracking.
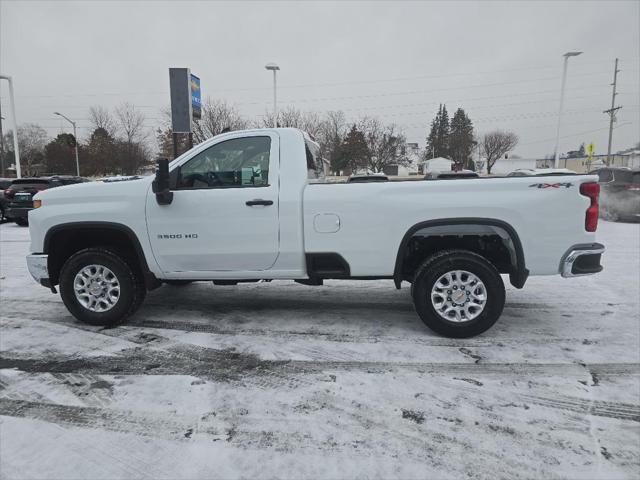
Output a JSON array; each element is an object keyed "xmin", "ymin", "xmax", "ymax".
[{"xmin": 33, "ymin": 200, "xmax": 42, "ymax": 209}]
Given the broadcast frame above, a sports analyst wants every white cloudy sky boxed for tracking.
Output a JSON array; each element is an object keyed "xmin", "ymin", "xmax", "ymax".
[{"xmin": 1, "ymin": 0, "xmax": 638, "ymax": 158}]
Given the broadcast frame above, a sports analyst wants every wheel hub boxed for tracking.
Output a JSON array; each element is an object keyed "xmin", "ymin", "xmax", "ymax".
[
  {"xmin": 73, "ymin": 264, "xmax": 120, "ymax": 313},
  {"xmin": 430, "ymin": 270, "xmax": 487, "ymax": 323}
]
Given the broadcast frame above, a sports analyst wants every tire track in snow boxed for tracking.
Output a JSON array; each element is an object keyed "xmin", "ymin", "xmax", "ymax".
[
  {"xmin": 2, "ymin": 300, "xmax": 632, "ymax": 348},
  {"xmin": 0, "ymin": 397, "xmax": 225, "ymax": 440},
  {"xmin": 521, "ymin": 394, "xmax": 640, "ymax": 422}
]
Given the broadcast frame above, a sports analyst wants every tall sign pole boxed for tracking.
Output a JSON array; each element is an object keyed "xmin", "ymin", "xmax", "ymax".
[
  {"xmin": 0, "ymin": 102, "xmax": 5, "ymax": 177},
  {"xmin": 553, "ymin": 51, "xmax": 582, "ymax": 169},
  {"xmin": 604, "ymin": 58, "xmax": 622, "ymax": 166},
  {"xmin": 0, "ymin": 75, "xmax": 21, "ymax": 178}
]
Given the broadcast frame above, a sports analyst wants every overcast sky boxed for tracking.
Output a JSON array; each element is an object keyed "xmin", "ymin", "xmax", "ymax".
[{"xmin": 1, "ymin": 0, "xmax": 638, "ymax": 158}]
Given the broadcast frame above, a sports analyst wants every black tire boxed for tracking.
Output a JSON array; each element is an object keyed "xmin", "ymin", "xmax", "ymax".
[
  {"xmin": 163, "ymin": 280, "xmax": 193, "ymax": 286},
  {"xmin": 59, "ymin": 247, "xmax": 146, "ymax": 327},
  {"xmin": 15, "ymin": 218, "xmax": 28, "ymax": 226},
  {"xmin": 411, "ymin": 250, "xmax": 505, "ymax": 338}
]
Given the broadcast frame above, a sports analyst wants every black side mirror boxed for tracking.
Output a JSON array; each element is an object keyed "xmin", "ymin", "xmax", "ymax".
[{"xmin": 152, "ymin": 158, "xmax": 174, "ymax": 205}]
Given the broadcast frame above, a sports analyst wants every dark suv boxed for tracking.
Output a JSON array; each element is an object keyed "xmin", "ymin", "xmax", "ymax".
[
  {"xmin": 4, "ymin": 176, "xmax": 89, "ymax": 226},
  {"xmin": 590, "ymin": 167, "xmax": 640, "ymax": 222}
]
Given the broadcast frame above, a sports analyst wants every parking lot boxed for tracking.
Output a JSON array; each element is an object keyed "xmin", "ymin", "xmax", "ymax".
[{"xmin": 1, "ymin": 220, "xmax": 639, "ymax": 479}]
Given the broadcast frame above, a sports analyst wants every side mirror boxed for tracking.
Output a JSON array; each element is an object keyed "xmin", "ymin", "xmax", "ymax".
[{"xmin": 152, "ymin": 158, "xmax": 174, "ymax": 205}]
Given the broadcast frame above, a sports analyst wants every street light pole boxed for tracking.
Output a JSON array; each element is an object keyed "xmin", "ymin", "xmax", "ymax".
[
  {"xmin": 54, "ymin": 111, "xmax": 80, "ymax": 176},
  {"xmin": 0, "ymin": 75, "xmax": 22, "ymax": 178},
  {"xmin": 553, "ymin": 51, "xmax": 582, "ymax": 169},
  {"xmin": 265, "ymin": 63, "xmax": 280, "ymax": 127}
]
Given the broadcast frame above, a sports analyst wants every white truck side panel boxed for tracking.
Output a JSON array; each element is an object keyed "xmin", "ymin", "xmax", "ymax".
[
  {"xmin": 303, "ymin": 176, "xmax": 598, "ymax": 276},
  {"xmin": 28, "ymin": 178, "xmax": 162, "ymax": 275}
]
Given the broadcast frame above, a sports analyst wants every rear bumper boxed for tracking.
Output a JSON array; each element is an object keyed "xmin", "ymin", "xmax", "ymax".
[
  {"xmin": 561, "ymin": 243, "xmax": 605, "ymax": 278},
  {"xmin": 26, "ymin": 254, "xmax": 51, "ymax": 288},
  {"xmin": 6, "ymin": 206, "xmax": 32, "ymax": 220}
]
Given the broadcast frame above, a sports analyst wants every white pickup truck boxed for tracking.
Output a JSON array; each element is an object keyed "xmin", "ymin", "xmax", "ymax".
[{"xmin": 27, "ymin": 128, "xmax": 604, "ymax": 337}]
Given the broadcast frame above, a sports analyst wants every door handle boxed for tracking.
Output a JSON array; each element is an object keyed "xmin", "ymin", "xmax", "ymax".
[{"xmin": 245, "ymin": 199, "xmax": 273, "ymax": 206}]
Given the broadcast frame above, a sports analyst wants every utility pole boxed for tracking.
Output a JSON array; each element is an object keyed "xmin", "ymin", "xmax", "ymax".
[
  {"xmin": 604, "ymin": 58, "xmax": 622, "ymax": 166},
  {"xmin": 0, "ymin": 105, "xmax": 5, "ymax": 177},
  {"xmin": 0, "ymin": 75, "xmax": 21, "ymax": 178},
  {"xmin": 265, "ymin": 63, "xmax": 280, "ymax": 127}
]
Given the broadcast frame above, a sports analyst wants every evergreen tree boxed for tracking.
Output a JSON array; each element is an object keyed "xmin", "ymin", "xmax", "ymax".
[
  {"xmin": 426, "ymin": 105, "xmax": 441, "ymax": 159},
  {"xmin": 336, "ymin": 124, "xmax": 369, "ymax": 173},
  {"xmin": 448, "ymin": 108, "xmax": 476, "ymax": 170},
  {"xmin": 44, "ymin": 133, "xmax": 77, "ymax": 174},
  {"xmin": 86, "ymin": 127, "xmax": 118, "ymax": 176},
  {"xmin": 437, "ymin": 105, "xmax": 450, "ymax": 158},
  {"xmin": 425, "ymin": 104, "xmax": 450, "ymax": 159}
]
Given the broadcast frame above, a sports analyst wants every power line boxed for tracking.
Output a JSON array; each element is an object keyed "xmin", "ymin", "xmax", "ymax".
[{"xmin": 517, "ymin": 122, "xmax": 633, "ymax": 147}]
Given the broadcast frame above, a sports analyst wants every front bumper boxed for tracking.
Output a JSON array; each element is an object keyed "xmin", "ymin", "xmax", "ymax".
[
  {"xmin": 26, "ymin": 254, "xmax": 51, "ymax": 287},
  {"xmin": 561, "ymin": 243, "xmax": 605, "ymax": 278}
]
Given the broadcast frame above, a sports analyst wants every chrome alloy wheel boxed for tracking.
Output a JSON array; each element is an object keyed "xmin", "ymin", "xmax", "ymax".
[
  {"xmin": 73, "ymin": 264, "xmax": 120, "ymax": 312},
  {"xmin": 430, "ymin": 270, "xmax": 487, "ymax": 322}
]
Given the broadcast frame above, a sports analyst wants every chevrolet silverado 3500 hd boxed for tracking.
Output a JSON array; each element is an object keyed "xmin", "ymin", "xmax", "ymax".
[{"xmin": 26, "ymin": 128, "xmax": 604, "ymax": 337}]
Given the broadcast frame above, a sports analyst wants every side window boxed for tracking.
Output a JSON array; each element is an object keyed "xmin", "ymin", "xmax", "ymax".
[
  {"xmin": 177, "ymin": 136, "xmax": 271, "ymax": 189},
  {"xmin": 598, "ymin": 169, "xmax": 613, "ymax": 182},
  {"xmin": 305, "ymin": 137, "xmax": 325, "ymax": 182}
]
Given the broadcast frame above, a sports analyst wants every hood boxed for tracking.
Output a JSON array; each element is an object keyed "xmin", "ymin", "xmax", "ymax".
[{"xmin": 34, "ymin": 175, "xmax": 153, "ymax": 203}]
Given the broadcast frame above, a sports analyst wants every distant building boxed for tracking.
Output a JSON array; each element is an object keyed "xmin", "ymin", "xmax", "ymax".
[
  {"xmin": 489, "ymin": 158, "xmax": 537, "ymax": 175},
  {"xmin": 423, "ymin": 157, "xmax": 454, "ymax": 173},
  {"xmin": 536, "ymin": 152, "xmax": 640, "ymax": 172},
  {"xmin": 383, "ymin": 142, "xmax": 422, "ymax": 176}
]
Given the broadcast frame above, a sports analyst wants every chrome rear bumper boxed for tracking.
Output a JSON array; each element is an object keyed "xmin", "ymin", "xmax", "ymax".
[{"xmin": 561, "ymin": 243, "xmax": 605, "ymax": 278}]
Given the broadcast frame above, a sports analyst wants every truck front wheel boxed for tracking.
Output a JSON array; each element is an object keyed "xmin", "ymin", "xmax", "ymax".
[
  {"xmin": 59, "ymin": 248, "xmax": 146, "ymax": 326},
  {"xmin": 411, "ymin": 250, "xmax": 505, "ymax": 338}
]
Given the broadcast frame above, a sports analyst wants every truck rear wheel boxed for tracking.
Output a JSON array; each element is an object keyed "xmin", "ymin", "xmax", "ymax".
[
  {"xmin": 411, "ymin": 250, "xmax": 505, "ymax": 338},
  {"xmin": 59, "ymin": 248, "xmax": 146, "ymax": 326}
]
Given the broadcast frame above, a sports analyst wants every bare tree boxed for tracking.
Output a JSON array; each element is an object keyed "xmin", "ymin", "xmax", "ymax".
[
  {"xmin": 4, "ymin": 124, "xmax": 49, "ymax": 175},
  {"xmin": 358, "ymin": 117, "xmax": 409, "ymax": 173},
  {"xmin": 316, "ymin": 110, "xmax": 347, "ymax": 169},
  {"xmin": 261, "ymin": 106, "xmax": 323, "ymax": 135},
  {"xmin": 192, "ymin": 98, "xmax": 249, "ymax": 142},
  {"xmin": 88, "ymin": 106, "xmax": 117, "ymax": 137},
  {"xmin": 115, "ymin": 102, "xmax": 146, "ymax": 143},
  {"xmin": 481, "ymin": 130, "xmax": 519, "ymax": 175}
]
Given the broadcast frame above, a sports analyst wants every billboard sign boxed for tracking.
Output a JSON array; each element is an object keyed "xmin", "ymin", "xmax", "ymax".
[
  {"xmin": 169, "ymin": 67, "xmax": 192, "ymax": 133},
  {"xmin": 191, "ymin": 74, "xmax": 201, "ymax": 120}
]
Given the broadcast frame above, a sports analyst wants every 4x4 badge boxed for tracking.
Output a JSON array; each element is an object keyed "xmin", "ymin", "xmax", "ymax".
[{"xmin": 529, "ymin": 182, "xmax": 573, "ymax": 189}]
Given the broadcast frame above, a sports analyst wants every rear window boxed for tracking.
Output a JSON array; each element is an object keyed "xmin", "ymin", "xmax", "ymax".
[
  {"xmin": 597, "ymin": 170, "xmax": 614, "ymax": 182},
  {"xmin": 305, "ymin": 136, "xmax": 325, "ymax": 182},
  {"xmin": 11, "ymin": 179, "xmax": 49, "ymax": 186},
  {"xmin": 10, "ymin": 180, "xmax": 50, "ymax": 191}
]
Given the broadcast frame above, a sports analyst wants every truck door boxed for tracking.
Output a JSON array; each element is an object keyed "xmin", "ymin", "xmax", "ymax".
[{"xmin": 145, "ymin": 132, "xmax": 280, "ymax": 273}]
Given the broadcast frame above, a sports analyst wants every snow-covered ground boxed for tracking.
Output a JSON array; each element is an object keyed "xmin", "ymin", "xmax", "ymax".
[{"xmin": 1, "ymin": 220, "xmax": 639, "ymax": 479}]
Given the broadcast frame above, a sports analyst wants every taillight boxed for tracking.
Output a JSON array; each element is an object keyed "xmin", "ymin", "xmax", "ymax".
[
  {"xmin": 580, "ymin": 182, "xmax": 600, "ymax": 232},
  {"xmin": 624, "ymin": 184, "xmax": 640, "ymax": 191},
  {"xmin": 4, "ymin": 188, "xmax": 13, "ymax": 199}
]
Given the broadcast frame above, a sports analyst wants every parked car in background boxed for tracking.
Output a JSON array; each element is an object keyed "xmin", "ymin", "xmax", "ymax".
[
  {"xmin": 0, "ymin": 178, "xmax": 13, "ymax": 221},
  {"xmin": 506, "ymin": 168, "xmax": 576, "ymax": 177},
  {"xmin": 590, "ymin": 167, "xmax": 640, "ymax": 222},
  {"xmin": 5, "ymin": 176, "xmax": 89, "ymax": 226},
  {"xmin": 424, "ymin": 170, "xmax": 479, "ymax": 180},
  {"xmin": 346, "ymin": 173, "xmax": 389, "ymax": 183}
]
